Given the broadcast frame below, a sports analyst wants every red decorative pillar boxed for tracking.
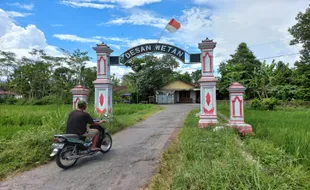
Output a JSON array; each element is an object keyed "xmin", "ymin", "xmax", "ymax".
[
  {"xmin": 198, "ymin": 38, "xmax": 218, "ymax": 128},
  {"xmin": 70, "ymin": 85, "xmax": 89, "ymax": 109},
  {"xmin": 228, "ymin": 82, "xmax": 252, "ymax": 135},
  {"xmin": 93, "ymin": 42, "xmax": 113, "ymax": 115}
]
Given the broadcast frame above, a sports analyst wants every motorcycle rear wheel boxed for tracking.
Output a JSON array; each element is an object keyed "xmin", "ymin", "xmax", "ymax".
[
  {"xmin": 56, "ymin": 145, "xmax": 78, "ymax": 169},
  {"xmin": 100, "ymin": 133, "xmax": 112, "ymax": 153}
]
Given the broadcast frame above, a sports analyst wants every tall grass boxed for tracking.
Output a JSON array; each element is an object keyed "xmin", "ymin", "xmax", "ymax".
[
  {"xmin": 0, "ymin": 104, "xmax": 163, "ymax": 180},
  {"xmin": 149, "ymin": 110, "xmax": 310, "ymax": 189},
  {"xmin": 217, "ymin": 104, "xmax": 310, "ymax": 168}
]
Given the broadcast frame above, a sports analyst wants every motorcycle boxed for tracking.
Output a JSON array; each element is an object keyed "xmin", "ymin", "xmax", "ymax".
[{"xmin": 50, "ymin": 118, "xmax": 112, "ymax": 169}]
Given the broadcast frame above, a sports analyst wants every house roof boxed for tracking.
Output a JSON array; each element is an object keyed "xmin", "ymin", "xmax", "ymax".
[
  {"xmin": 160, "ymin": 80, "xmax": 195, "ymax": 91},
  {"xmin": 113, "ymin": 86, "xmax": 128, "ymax": 93},
  {"xmin": 0, "ymin": 90, "xmax": 16, "ymax": 95}
]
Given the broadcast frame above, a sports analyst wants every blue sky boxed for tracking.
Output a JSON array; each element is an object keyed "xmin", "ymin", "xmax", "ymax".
[{"xmin": 0, "ymin": 0, "xmax": 309, "ymax": 78}]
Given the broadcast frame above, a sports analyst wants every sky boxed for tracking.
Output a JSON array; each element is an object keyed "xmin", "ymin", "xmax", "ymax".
[{"xmin": 0, "ymin": 0, "xmax": 308, "ymax": 78}]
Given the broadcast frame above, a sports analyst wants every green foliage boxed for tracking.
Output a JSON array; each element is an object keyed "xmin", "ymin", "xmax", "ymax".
[
  {"xmin": 0, "ymin": 48, "xmax": 95, "ymax": 103},
  {"xmin": 123, "ymin": 55, "xmax": 179, "ymax": 101},
  {"xmin": 0, "ymin": 104, "xmax": 163, "ymax": 180},
  {"xmin": 250, "ymin": 98, "xmax": 278, "ymax": 110},
  {"xmin": 149, "ymin": 110, "xmax": 310, "ymax": 189},
  {"xmin": 250, "ymin": 98, "xmax": 261, "ymax": 109},
  {"xmin": 218, "ymin": 103, "xmax": 310, "ymax": 168},
  {"xmin": 289, "ymin": 5, "xmax": 310, "ymax": 65},
  {"xmin": 191, "ymin": 69, "xmax": 201, "ymax": 83},
  {"xmin": 171, "ymin": 71, "xmax": 192, "ymax": 83},
  {"xmin": 262, "ymin": 98, "xmax": 278, "ymax": 110},
  {"xmin": 218, "ymin": 42, "xmax": 261, "ymax": 98}
]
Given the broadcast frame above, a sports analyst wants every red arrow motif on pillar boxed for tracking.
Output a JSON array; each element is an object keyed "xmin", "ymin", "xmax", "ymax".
[
  {"xmin": 206, "ymin": 93, "xmax": 211, "ymax": 106},
  {"xmin": 74, "ymin": 97, "xmax": 80, "ymax": 109},
  {"xmin": 99, "ymin": 94, "xmax": 104, "ymax": 106}
]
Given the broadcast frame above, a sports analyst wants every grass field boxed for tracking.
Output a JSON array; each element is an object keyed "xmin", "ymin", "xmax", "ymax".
[
  {"xmin": 0, "ymin": 104, "xmax": 163, "ymax": 180},
  {"xmin": 148, "ymin": 110, "xmax": 310, "ymax": 189},
  {"xmin": 218, "ymin": 103, "xmax": 310, "ymax": 168}
]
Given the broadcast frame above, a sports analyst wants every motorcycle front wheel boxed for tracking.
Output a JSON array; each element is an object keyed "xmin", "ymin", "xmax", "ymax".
[
  {"xmin": 100, "ymin": 133, "xmax": 112, "ymax": 153},
  {"xmin": 56, "ymin": 145, "xmax": 78, "ymax": 169}
]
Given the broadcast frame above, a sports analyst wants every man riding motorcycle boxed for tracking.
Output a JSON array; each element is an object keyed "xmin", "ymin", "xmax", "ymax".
[{"xmin": 66, "ymin": 100, "xmax": 104, "ymax": 151}]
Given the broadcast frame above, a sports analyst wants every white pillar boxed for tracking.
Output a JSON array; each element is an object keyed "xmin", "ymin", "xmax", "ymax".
[
  {"xmin": 198, "ymin": 38, "xmax": 218, "ymax": 128},
  {"xmin": 70, "ymin": 85, "xmax": 89, "ymax": 109},
  {"xmin": 93, "ymin": 42, "xmax": 114, "ymax": 115},
  {"xmin": 228, "ymin": 82, "xmax": 252, "ymax": 135}
]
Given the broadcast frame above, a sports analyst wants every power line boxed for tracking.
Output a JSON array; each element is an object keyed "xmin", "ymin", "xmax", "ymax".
[{"xmin": 258, "ymin": 52, "xmax": 300, "ymax": 60}]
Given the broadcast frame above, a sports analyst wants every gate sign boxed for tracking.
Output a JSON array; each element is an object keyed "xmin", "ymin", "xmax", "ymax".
[{"xmin": 121, "ymin": 43, "xmax": 186, "ymax": 63}]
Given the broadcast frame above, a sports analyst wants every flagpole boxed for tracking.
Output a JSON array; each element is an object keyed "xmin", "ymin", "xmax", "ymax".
[
  {"xmin": 150, "ymin": 23, "xmax": 168, "ymax": 59},
  {"xmin": 157, "ymin": 23, "xmax": 168, "ymax": 44}
]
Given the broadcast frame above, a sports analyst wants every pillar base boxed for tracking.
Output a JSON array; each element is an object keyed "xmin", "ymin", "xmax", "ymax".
[
  {"xmin": 198, "ymin": 117, "xmax": 218, "ymax": 128},
  {"xmin": 228, "ymin": 123, "xmax": 253, "ymax": 135}
]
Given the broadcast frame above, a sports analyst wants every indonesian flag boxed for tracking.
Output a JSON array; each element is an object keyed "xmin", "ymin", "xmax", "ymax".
[{"xmin": 165, "ymin": 19, "xmax": 181, "ymax": 33}]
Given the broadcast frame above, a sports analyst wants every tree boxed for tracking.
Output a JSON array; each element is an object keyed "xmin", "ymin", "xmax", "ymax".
[
  {"xmin": 218, "ymin": 42, "xmax": 262, "ymax": 99},
  {"xmin": 0, "ymin": 51, "xmax": 17, "ymax": 88},
  {"xmin": 172, "ymin": 71, "xmax": 192, "ymax": 83},
  {"xmin": 288, "ymin": 5, "xmax": 310, "ymax": 63},
  {"xmin": 288, "ymin": 5, "xmax": 310, "ymax": 100},
  {"xmin": 111, "ymin": 73, "xmax": 121, "ymax": 86},
  {"xmin": 191, "ymin": 69, "xmax": 201, "ymax": 83},
  {"xmin": 123, "ymin": 54, "xmax": 179, "ymax": 102},
  {"xmin": 61, "ymin": 49, "xmax": 91, "ymax": 85}
]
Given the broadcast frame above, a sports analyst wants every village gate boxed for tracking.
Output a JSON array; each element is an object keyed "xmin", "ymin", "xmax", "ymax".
[{"xmin": 92, "ymin": 38, "xmax": 217, "ymax": 128}]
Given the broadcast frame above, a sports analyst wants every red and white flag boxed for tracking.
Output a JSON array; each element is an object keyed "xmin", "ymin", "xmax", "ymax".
[{"xmin": 165, "ymin": 18, "xmax": 181, "ymax": 33}]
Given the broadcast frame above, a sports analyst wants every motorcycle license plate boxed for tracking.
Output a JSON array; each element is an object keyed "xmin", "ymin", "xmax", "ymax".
[{"xmin": 52, "ymin": 143, "xmax": 65, "ymax": 149}]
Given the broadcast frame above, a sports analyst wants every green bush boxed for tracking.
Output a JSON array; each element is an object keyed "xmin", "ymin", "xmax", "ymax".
[
  {"xmin": 5, "ymin": 97, "xmax": 18, "ymax": 105},
  {"xmin": 262, "ymin": 98, "xmax": 278, "ymax": 110},
  {"xmin": 250, "ymin": 98, "xmax": 279, "ymax": 110},
  {"xmin": 250, "ymin": 98, "xmax": 262, "ymax": 109}
]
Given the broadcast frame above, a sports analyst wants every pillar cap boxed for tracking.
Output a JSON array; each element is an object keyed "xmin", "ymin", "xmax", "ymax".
[
  {"xmin": 93, "ymin": 42, "xmax": 114, "ymax": 54},
  {"xmin": 227, "ymin": 82, "xmax": 246, "ymax": 92},
  {"xmin": 70, "ymin": 85, "xmax": 89, "ymax": 95},
  {"xmin": 198, "ymin": 38, "xmax": 217, "ymax": 50}
]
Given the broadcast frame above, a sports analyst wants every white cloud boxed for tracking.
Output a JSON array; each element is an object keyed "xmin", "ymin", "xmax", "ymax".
[
  {"xmin": 104, "ymin": 11, "xmax": 168, "ymax": 28},
  {"xmin": 60, "ymin": 0, "xmax": 160, "ymax": 9},
  {"xmin": 111, "ymin": 0, "xmax": 161, "ymax": 8},
  {"xmin": 93, "ymin": 36, "xmax": 173, "ymax": 48},
  {"xmin": 51, "ymin": 24, "xmax": 64, "ymax": 27},
  {"xmin": 0, "ymin": 9, "xmax": 60, "ymax": 58},
  {"xmin": 7, "ymin": 3, "xmax": 34, "ymax": 11},
  {"xmin": 111, "ymin": 66, "xmax": 133, "ymax": 78},
  {"xmin": 60, "ymin": 1, "xmax": 115, "ymax": 9},
  {"xmin": 6, "ymin": 11, "xmax": 32, "ymax": 17},
  {"xmin": 53, "ymin": 34, "xmax": 101, "ymax": 43},
  {"xmin": 105, "ymin": 1, "xmax": 307, "ymax": 70}
]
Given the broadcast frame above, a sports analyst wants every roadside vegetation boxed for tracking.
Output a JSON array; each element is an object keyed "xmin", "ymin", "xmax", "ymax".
[
  {"xmin": 148, "ymin": 110, "xmax": 310, "ymax": 189},
  {"xmin": 218, "ymin": 103, "xmax": 310, "ymax": 168},
  {"xmin": 0, "ymin": 104, "xmax": 163, "ymax": 181}
]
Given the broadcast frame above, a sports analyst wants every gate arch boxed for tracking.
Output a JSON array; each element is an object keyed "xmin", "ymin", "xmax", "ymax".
[
  {"xmin": 92, "ymin": 39, "xmax": 218, "ymax": 128},
  {"xmin": 119, "ymin": 43, "xmax": 187, "ymax": 64}
]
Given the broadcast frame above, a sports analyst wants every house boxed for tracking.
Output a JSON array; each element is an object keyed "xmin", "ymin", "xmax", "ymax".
[
  {"xmin": 155, "ymin": 80, "xmax": 200, "ymax": 104},
  {"xmin": 0, "ymin": 89, "xmax": 22, "ymax": 99}
]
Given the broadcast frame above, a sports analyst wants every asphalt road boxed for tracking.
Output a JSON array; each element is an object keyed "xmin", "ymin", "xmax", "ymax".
[{"xmin": 0, "ymin": 104, "xmax": 198, "ymax": 190}]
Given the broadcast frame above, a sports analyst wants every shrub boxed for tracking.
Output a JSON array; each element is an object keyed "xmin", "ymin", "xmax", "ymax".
[
  {"xmin": 262, "ymin": 98, "xmax": 278, "ymax": 110},
  {"xmin": 250, "ymin": 98, "xmax": 261, "ymax": 109},
  {"xmin": 5, "ymin": 97, "xmax": 18, "ymax": 105}
]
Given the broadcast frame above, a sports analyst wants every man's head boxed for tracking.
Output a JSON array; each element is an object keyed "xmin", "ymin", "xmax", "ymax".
[{"xmin": 77, "ymin": 100, "xmax": 87, "ymax": 110}]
